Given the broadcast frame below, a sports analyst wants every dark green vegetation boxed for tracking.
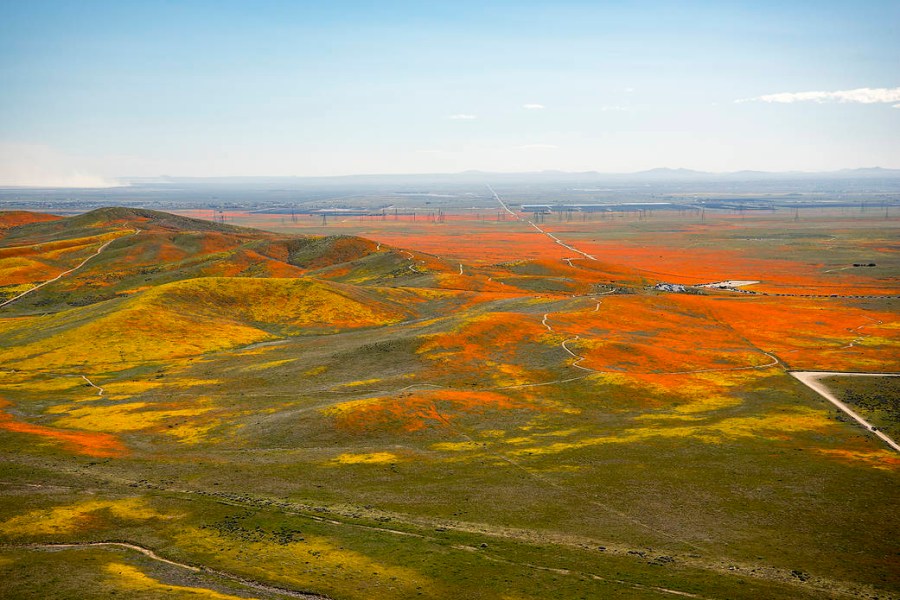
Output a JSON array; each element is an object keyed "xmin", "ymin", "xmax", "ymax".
[
  {"xmin": 823, "ymin": 376, "xmax": 900, "ymax": 440},
  {"xmin": 0, "ymin": 208, "xmax": 898, "ymax": 599}
]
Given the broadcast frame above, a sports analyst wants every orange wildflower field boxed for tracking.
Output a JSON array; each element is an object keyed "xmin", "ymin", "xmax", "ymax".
[{"xmin": 0, "ymin": 399, "xmax": 126, "ymax": 458}]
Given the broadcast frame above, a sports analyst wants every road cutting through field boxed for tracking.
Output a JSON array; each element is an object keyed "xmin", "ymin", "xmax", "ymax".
[
  {"xmin": 790, "ymin": 371, "xmax": 900, "ymax": 452},
  {"xmin": 489, "ymin": 185, "xmax": 597, "ymax": 261}
]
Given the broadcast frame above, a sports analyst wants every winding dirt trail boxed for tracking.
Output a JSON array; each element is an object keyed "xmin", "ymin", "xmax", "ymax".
[
  {"xmin": 80, "ymin": 375, "xmax": 104, "ymax": 396},
  {"xmin": 841, "ymin": 316, "xmax": 882, "ymax": 350},
  {"xmin": 547, "ymin": 295, "xmax": 781, "ymax": 377},
  {"xmin": 0, "ymin": 229, "xmax": 138, "ymax": 310},
  {"xmin": 560, "ymin": 336, "xmax": 599, "ymax": 372},
  {"xmin": 790, "ymin": 371, "xmax": 900, "ymax": 452},
  {"xmin": 541, "ymin": 312, "xmax": 553, "ymax": 332},
  {"xmin": 658, "ymin": 351, "xmax": 781, "ymax": 376},
  {"xmin": 10, "ymin": 542, "xmax": 329, "ymax": 599}
]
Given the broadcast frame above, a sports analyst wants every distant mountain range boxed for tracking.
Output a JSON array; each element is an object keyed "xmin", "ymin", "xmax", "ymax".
[{"xmin": 616, "ymin": 166, "xmax": 900, "ymax": 181}]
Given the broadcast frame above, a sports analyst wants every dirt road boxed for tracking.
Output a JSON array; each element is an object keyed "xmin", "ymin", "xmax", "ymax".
[{"xmin": 790, "ymin": 371, "xmax": 900, "ymax": 452}]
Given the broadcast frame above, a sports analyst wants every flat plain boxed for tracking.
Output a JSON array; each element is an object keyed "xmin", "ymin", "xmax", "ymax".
[{"xmin": 0, "ymin": 205, "xmax": 897, "ymax": 599}]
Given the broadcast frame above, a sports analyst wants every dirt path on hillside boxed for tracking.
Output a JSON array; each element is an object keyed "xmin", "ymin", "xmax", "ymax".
[
  {"xmin": 80, "ymin": 375, "xmax": 104, "ymax": 396},
  {"xmin": 790, "ymin": 371, "xmax": 900, "ymax": 452},
  {"xmin": 560, "ymin": 335, "xmax": 598, "ymax": 372},
  {"xmin": 0, "ymin": 229, "xmax": 138, "ymax": 310},
  {"xmin": 542, "ymin": 296, "xmax": 780, "ymax": 377}
]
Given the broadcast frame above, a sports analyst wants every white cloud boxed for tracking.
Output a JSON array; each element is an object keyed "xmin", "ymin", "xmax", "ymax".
[
  {"xmin": 517, "ymin": 144, "xmax": 558, "ymax": 150},
  {"xmin": 624, "ymin": 87, "xmax": 635, "ymax": 93},
  {"xmin": 447, "ymin": 113, "xmax": 477, "ymax": 120},
  {"xmin": 523, "ymin": 103, "xmax": 545, "ymax": 109},
  {"xmin": 738, "ymin": 86, "xmax": 900, "ymax": 105},
  {"xmin": 0, "ymin": 142, "xmax": 121, "ymax": 188},
  {"xmin": 599, "ymin": 105, "xmax": 630, "ymax": 112}
]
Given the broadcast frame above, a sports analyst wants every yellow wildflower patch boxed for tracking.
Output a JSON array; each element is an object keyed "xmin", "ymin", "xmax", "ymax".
[
  {"xmin": 509, "ymin": 407, "xmax": 835, "ymax": 457},
  {"xmin": 241, "ymin": 359, "xmax": 297, "ymax": 372},
  {"xmin": 331, "ymin": 451, "xmax": 399, "ymax": 464},
  {"xmin": 534, "ymin": 428, "xmax": 581, "ymax": 438},
  {"xmin": 0, "ymin": 283, "xmax": 35, "ymax": 295},
  {"xmin": 0, "ymin": 498, "xmax": 174, "ymax": 537},
  {"xmin": 478, "ymin": 429, "xmax": 506, "ymax": 438},
  {"xmin": 0, "ymin": 376, "xmax": 85, "ymax": 394},
  {"xmin": 99, "ymin": 380, "xmax": 164, "ymax": 397},
  {"xmin": 173, "ymin": 378, "xmax": 220, "ymax": 387},
  {"xmin": 431, "ymin": 441, "xmax": 485, "ymax": 451},
  {"xmin": 173, "ymin": 527, "xmax": 432, "ymax": 596},
  {"xmin": 502, "ymin": 437, "xmax": 534, "ymax": 445},
  {"xmin": 672, "ymin": 395, "xmax": 742, "ymax": 414},
  {"xmin": 0, "ymin": 276, "xmax": 413, "ymax": 370},
  {"xmin": 104, "ymin": 563, "xmax": 257, "ymax": 600},
  {"xmin": 53, "ymin": 402, "xmax": 213, "ymax": 433},
  {"xmin": 165, "ymin": 421, "xmax": 221, "ymax": 445},
  {"xmin": 634, "ymin": 413, "xmax": 705, "ymax": 422},
  {"xmin": 337, "ymin": 378, "xmax": 382, "ymax": 388}
]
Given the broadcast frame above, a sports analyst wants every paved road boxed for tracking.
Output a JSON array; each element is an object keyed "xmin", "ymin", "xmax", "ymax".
[
  {"xmin": 791, "ymin": 371, "xmax": 900, "ymax": 453},
  {"xmin": 489, "ymin": 184, "xmax": 598, "ymax": 260}
]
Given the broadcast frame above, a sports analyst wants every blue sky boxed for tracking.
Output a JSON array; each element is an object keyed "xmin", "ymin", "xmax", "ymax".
[{"xmin": 1, "ymin": 0, "xmax": 898, "ymax": 184}]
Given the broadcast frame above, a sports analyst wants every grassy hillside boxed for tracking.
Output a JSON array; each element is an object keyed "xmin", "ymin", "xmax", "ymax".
[
  {"xmin": 0, "ymin": 276, "xmax": 427, "ymax": 370},
  {"xmin": 0, "ymin": 207, "xmax": 482, "ymax": 316},
  {"xmin": 0, "ymin": 210, "xmax": 62, "ymax": 233}
]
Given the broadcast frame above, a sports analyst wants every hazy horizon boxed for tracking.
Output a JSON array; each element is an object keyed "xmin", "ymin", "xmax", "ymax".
[
  {"xmin": 7, "ymin": 164, "xmax": 900, "ymax": 191},
  {"xmin": 2, "ymin": 1, "xmax": 899, "ymax": 186}
]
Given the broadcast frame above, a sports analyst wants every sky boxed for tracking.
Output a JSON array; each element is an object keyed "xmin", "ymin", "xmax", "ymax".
[{"xmin": 1, "ymin": 0, "xmax": 899, "ymax": 185}]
